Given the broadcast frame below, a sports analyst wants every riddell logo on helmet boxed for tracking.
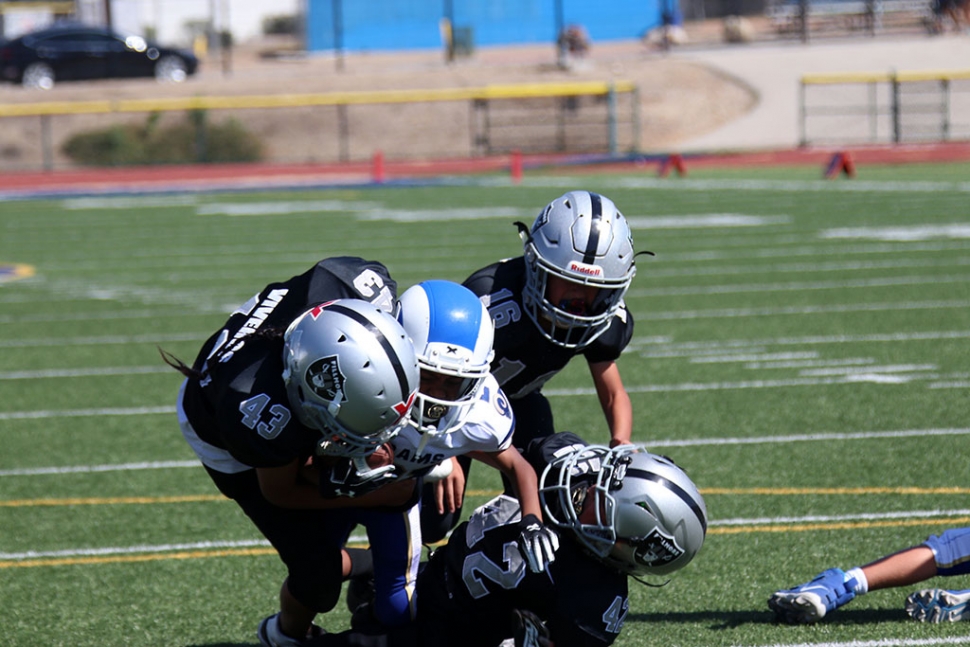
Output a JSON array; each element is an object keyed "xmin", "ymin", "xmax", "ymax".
[{"xmin": 568, "ymin": 262, "xmax": 602, "ymax": 277}]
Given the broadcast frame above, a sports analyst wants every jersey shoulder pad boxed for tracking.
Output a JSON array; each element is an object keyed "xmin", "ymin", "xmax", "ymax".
[
  {"xmin": 465, "ymin": 494, "xmax": 521, "ymax": 546},
  {"xmin": 307, "ymin": 257, "xmax": 398, "ymax": 313},
  {"xmin": 523, "ymin": 432, "xmax": 590, "ymax": 474}
]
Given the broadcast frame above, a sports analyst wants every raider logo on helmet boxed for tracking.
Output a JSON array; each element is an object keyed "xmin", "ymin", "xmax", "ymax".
[
  {"xmin": 306, "ymin": 356, "xmax": 345, "ymax": 404},
  {"xmin": 632, "ymin": 527, "xmax": 685, "ymax": 569}
]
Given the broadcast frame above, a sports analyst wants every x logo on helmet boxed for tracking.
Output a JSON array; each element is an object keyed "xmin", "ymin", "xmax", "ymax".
[{"xmin": 392, "ymin": 391, "xmax": 417, "ymax": 420}]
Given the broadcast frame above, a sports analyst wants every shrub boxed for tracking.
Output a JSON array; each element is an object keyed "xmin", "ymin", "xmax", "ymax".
[{"xmin": 62, "ymin": 111, "xmax": 263, "ymax": 166}]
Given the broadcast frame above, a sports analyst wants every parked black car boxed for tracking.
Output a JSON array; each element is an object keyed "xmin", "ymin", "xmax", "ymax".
[{"xmin": 0, "ymin": 23, "xmax": 199, "ymax": 89}]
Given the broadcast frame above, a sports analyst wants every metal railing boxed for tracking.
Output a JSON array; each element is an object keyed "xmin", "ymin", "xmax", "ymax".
[
  {"xmin": 799, "ymin": 69, "xmax": 970, "ymax": 146},
  {"xmin": 0, "ymin": 80, "xmax": 639, "ymax": 171}
]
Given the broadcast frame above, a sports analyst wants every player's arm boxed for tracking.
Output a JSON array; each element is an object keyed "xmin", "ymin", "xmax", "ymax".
[
  {"xmin": 588, "ymin": 359, "xmax": 632, "ymax": 447},
  {"xmin": 432, "ymin": 456, "xmax": 465, "ymax": 514},
  {"xmin": 468, "ymin": 446, "xmax": 543, "ymax": 520},
  {"xmin": 470, "ymin": 446, "xmax": 559, "ymax": 572},
  {"xmin": 256, "ymin": 460, "xmax": 416, "ymax": 509}
]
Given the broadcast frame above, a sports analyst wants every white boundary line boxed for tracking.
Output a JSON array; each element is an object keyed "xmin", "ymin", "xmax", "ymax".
[
  {"xmin": 3, "ymin": 429, "xmax": 967, "ymax": 476},
  {"xmin": 628, "ymin": 274, "xmax": 970, "ymax": 297},
  {"xmin": 646, "ymin": 428, "xmax": 970, "ymax": 448},
  {"xmin": 744, "ymin": 638, "xmax": 970, "ymax": 647},
  {"xmin": 0, "ymin": 406, "xmax": 172, "ymax": 420},
  {"xmin": 715, "ymin": 509, "xmax": 970, "ymax": 526}
]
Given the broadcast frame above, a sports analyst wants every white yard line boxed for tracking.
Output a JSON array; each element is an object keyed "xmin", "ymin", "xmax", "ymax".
[
  {"xmin": 743, "ymin": 638, "xmax": 970, "ymax": 647},
  {"xmin": 4, "ymin": 429, "xmax": 967, "ymax": 476}
]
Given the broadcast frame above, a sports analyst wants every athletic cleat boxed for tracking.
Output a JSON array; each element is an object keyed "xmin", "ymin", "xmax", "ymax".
[
  {"xmin": 906, "ymin": 589, "xmax": 970, "ymax": 622},
  {"xmin": 768, "ymin": 568, "xmax": 857, "ymax": 624},
  {"xmin": 346, "ymin": 574, "xmax": 376, "ymax": 615},
  {"xmin": 257, "ymin": 613, "xmax": 324, "ymax": 646}
]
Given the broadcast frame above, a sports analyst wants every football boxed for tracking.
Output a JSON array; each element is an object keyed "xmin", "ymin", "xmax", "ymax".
[{"xmin": 366, "ymin": 443, "xmax": 395, "ymax": 469}]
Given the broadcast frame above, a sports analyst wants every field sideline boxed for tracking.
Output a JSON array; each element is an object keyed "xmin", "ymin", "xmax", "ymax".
[{"xmin": 1, "ymin": 163, "xmax": 969, "ymax": 646}]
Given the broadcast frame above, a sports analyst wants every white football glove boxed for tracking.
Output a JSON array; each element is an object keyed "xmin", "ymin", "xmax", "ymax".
[{"xmin": 517, "ymin": 514, "xmax": 560, "ymax": 573}]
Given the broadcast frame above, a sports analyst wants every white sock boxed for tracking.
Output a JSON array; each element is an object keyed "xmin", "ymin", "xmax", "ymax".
[{"xmin": 845, "ymin": 567, "xmax": 869, "ymax": 595}]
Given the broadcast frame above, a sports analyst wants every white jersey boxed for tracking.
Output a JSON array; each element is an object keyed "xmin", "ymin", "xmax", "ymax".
[{"xmin": 390, "ymin": 374, "xmax": 514, "ymax": 478}]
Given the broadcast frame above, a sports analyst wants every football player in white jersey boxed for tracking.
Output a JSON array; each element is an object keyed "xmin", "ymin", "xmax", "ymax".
[{"xmin": 344, "ymin": 280, "xmax": 559, "ymax": 632}]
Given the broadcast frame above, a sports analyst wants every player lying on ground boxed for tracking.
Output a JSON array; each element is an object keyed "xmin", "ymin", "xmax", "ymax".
[
  {"xmin": 770, "ymin": 528, "xmax": 970, "ymax": 624},
  {"xmin": 314, "ymin": 432, "xmax": 708, "ymax": 647}
]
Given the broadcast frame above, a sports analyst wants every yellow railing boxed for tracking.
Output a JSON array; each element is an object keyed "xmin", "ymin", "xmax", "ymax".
[
  {"xmin": 801, "ymin": 70, "xmax": 970, "ymax": 85},
  {"xmin": 0, "ymin": 80, "xmax": 637, "ymax": 117},
  {"xmin": 799, "ymin": 69, "xmax": 970, "ymax": 145},
  {"xmin": 0, "ymin": 80, "xmax": 639, "ymax": 170}
]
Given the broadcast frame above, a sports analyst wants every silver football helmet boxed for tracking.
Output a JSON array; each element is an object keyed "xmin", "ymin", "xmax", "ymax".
[
  {"xmin": 282, "ymin": 299, "xmax": 420, "ymax": 457},
  {"xmin": 521, "ymin": 191, "xmax": 636, "ymax": 348},
  {"xmin": 540, "ymin": 444, "xmax": 707, "ymax": 578},
  {"xmin": 398, "ymin": 280, "xmax": 494, "ymax": 439}
]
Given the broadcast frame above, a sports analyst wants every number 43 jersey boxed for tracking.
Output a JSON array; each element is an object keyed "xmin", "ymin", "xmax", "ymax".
[
  {"xmin": 417, "ymin": 494, "xmax": 630, "ymax": 646},
  {"xmin": 178, "ymin": 257, "xmax": 398, "ymax": 472}
]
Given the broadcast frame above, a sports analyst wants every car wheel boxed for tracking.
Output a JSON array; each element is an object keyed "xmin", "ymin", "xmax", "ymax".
[
  {"xmin": 155, "ymin": 56, "xmax": 187, "ymax": 83},
  {"xmin": 22, "ymin": 62, "xmax": 55, "ymax": 90}
]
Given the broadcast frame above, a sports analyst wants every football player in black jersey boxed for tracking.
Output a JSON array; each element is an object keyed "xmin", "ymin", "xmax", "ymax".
[
  {"xmin": 315, "ymin": 432, "xmax": 707, "ymax": 647},
  {"xmin": 414, "ymin": 433, "xmax": 707, "ymax": 646},
  {"xmin": 422, "ymin": 190, "xmax": 646, "ymax": 543},
  {"xmin": 163, "ymin": 257, "xmax": 423, "ymax": 647}
]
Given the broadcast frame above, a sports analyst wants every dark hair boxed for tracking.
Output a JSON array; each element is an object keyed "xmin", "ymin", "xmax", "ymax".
[{"xmin": 158, "ymin": 327, "xmax": 286, "ymax": 380}]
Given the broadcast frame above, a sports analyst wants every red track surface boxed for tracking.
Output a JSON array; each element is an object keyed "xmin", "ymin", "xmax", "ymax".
[{"xmin": 1, "ymin": 142, "xmax": 968, "ymax": 197}]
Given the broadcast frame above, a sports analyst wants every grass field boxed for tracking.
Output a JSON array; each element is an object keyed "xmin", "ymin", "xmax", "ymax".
[{"xmin": 2, "ymin": 163, "xmax": 969, "ymax": 646}]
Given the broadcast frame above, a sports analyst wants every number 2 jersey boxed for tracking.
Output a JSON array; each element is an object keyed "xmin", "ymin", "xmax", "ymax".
[
  {"xmin": 177, "ymin": 257, "xmax": 398, "ymax": 473},
  {"xmin": 415, "ymin": 433, "xmax": 630, "ymax": 647},
  {"xmin": 463, "ymin": 257, "xmax": 634, "ymax": 400}
]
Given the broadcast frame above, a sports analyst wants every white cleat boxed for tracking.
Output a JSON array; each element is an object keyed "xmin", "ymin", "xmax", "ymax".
[{"xmin": 906, "ymin": 589, "xmax": 970, "ymax": 623}]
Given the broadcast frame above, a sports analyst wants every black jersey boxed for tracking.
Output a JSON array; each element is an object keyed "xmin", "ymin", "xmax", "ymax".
[
  {"xmin": 179, "ymin": 257, "xmax": 397, "ymax": 470},
  {"xmin": 417, "ymin": 433, "xmax": 629, "ymax": 647},
  {"xmin": 463, "ymin": 257, "xmax": 633, "ymax": 400}
]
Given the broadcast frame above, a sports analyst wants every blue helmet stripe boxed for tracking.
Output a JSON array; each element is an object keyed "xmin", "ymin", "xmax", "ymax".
[{"xmin": 423, "ymin": 280, "xmax": 482, "ymax": 351}]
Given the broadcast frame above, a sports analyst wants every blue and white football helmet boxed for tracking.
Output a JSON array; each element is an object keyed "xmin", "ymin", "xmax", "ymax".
[{"xmin": 398, "ymin": 280, "xmax": 494, "ymax": 437}]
